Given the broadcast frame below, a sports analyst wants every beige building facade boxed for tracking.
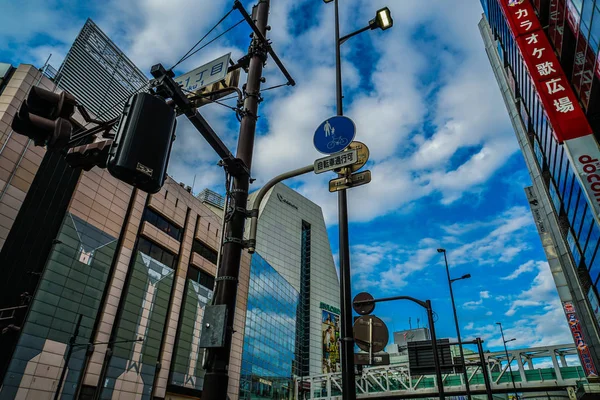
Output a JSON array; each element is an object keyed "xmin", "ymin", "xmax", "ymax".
[{"xmin": 0, "ymin": 65, "xmax": 250, "ymax": 400}]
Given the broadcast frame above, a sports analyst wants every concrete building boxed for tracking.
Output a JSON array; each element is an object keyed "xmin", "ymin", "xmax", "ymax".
[{"xmin": 478, "ymin": 0, "xmax": 600, "ymax": 385}]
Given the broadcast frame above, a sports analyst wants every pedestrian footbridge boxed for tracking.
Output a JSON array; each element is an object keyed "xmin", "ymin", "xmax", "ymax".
[{"xmin": 299, "ymin": 343, "xmax": 589, "ymax": 399}]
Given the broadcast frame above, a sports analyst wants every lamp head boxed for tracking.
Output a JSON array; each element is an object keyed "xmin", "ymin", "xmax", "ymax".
[
  {"xmin": 496, "ymin": 322, "xmax": 501, "ymax": 326},
  {"xmin": 323, "ymin": 0, "xmax": 334, "ymax": 3},
  {"xmin": 437, "ymin": 248, "xmax": 446, "ymax": 253},
  {"xmin": 369, "ymin": 7, "xmax": 394, "ymax": 31},
  {"xmin": 462, "ymin": 273, "xmax": 472, "ymax": 280},
  {"xmin": 507, "ymin": 338, "xmax": 516, "ymax": 343}
]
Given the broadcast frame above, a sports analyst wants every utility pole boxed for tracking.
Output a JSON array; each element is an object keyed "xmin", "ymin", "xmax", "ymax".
[{"xmin": 201, "ymin": 1, "xmax": 270, "ymax": 398}]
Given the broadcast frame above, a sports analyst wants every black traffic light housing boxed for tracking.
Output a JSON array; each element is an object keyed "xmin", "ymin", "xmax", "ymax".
[
  {"xmin": 107, "ymin": 93, "xmax": 176, "ymax": 194},
  {"xmin": 11, "ymin": 87, "xmax": 76, "ymax": 149}
]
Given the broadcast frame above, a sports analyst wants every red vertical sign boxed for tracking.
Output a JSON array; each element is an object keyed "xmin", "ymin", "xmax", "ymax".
[{"xmin": 499, "ymin": 0, "xmax": 592, "ymax": 143}]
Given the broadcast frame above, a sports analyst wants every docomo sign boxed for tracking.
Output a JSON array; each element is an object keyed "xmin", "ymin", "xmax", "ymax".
[
  {"xmin": 500, "ymin": 0, "xmax": 592, "ymax": 143},
  {"xmin": 565, "ymin": 135, "xmax": 600, "ymax": 227}
]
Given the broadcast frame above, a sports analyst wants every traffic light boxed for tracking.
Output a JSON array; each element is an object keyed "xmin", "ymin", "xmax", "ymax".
[
  {"xmin": 11, "ymin": 87, "xmax": 76, "ymax": 149},
  {"xmin": 107, "ymin": 93, "xmax": 176, "ymax": 194}
]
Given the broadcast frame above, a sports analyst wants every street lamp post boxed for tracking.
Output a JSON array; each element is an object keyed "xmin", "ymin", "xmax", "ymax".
[
  {"xmin": 437, "ymin": 248, "xmax": 472, "ymax": 399},
  {"xmin": 497, "ymin": 322, "xmax": 519, "ymax": 400},
  {"xmin": 323, "ymin": 2, "xmax": 393, "ymax": 399}
]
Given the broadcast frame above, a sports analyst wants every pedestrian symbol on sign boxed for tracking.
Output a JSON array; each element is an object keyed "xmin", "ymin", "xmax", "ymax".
[{"xmin": 313, "ymin": 116, "xmax": 356, "ymax": 154}]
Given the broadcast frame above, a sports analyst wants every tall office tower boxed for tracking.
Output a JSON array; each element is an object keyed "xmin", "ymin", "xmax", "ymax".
[{"xmin": 479, "ymin": 0, "xmax": 600, "ymax": 386}]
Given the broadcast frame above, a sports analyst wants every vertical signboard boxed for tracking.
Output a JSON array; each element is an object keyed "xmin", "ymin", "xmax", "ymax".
[
  {"xmin": 499, "ymin": 0, "xmax": 592, "ymax": 143},
  {"xmin": 563, "ymin": 302, "xmax": 599, "ymax": 377},
  {"xmin": 321, "ymin": 305, "xmax": 340, "ymax": 373}
]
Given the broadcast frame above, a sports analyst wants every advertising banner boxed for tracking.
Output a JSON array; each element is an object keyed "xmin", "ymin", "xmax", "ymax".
[
  {"xmin": 321, "ymin": 309, "xmax": 340, "ymax": 373},
  {"xmin": 563, "ymin": 302, "xmax": 598, "ymax": 377},
  {"xmin": 564, "ymin": 134, "xmax": 600, "ymax": 229},
  {"xmin": 499, "ymin": 0, "xmax": 593, "ymax": 143}
]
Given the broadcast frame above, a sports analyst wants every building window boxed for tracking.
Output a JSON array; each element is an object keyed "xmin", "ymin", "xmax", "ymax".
[
  {"xmin": 192, "ymin": 239, "xmax": 218, "ymax": 265},
  {"xmin": 137, "ymin": 237, "xmax": 177, "ymax": 269},
  {"xmin": 187, "ymin": 265, "xmax": 215, "ymax": 291},
  {"xmin": 143, "ymin": 207, "xmax": 182, "ymax": 241}
]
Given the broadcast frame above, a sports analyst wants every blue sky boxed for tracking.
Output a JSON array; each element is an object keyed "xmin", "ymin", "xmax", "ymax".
[{"xmin": 0, "ymin": 0, "xmax": 576, "ymax": 355}]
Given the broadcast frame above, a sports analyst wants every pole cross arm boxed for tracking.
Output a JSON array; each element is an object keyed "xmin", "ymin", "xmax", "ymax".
[
  {"xmin": 247, "ymin": 164, "xmax": 314, "ymax": 253},
  {"xmin": 233, "ymin": 0, "xmax": 295, "ymax": 86},
  {"xmin": 149, "ymin": 63, "xmax": 248, "ymax": 178}
]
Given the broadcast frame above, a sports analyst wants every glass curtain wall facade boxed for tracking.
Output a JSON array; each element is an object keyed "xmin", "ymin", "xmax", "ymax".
[
  {"xmin": 295, "ymin": 221, "xmax": 311, "ymax": 378},
  {"xmin": 482, "ymin": 0, "xmax": 600, "ymax": 328},
  {"xmin": 0, "ymin": 213, "xmax": 116, "ymax": 399},
  {"xmin": 239, "ymin": 253, "xmax": 299, "ymax": 400},
  {"xmin": 168, "ymin": 266, "xmax": 214, "ymax": 393},
  {"xmin": 99, "ymin": 237, "xmax": 176, "ymax": 399}
]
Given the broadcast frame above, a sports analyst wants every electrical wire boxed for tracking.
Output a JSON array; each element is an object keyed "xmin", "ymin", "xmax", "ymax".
[
  {"xmin": 261, "ymin": 83, "xmax": 290, "ymax": 92},
  {"xmin": 169, "ymin": 8, "xmax": 236, "ymax": 71},
  {"xmin": 180, "ymin": 88, "xmax": 239, "ymax": 112},
  {"xmin": 176, "ymin": 19, "xmax": 245, "ymax": 67}
]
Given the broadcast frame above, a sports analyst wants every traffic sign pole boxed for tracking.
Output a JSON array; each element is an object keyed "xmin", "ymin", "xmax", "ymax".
[{"xmin": 333, "ymin": 0, "xmax": 356, "ymax": 396}]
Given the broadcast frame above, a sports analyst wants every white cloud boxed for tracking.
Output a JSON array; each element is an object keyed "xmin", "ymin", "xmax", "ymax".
[
  {"xmin": 463, "ymin": 291, "xmax": 491, "ymax": 310},
  {"xmin": 473, "ymin": 301, "xmax": 572, "ymax": 349},
  {"xmin": 501, "ymin": 260, "xmax": 537, "ymax": 280},
  {"xmin": 505, "ymin": 261, "xmax": 556, "ymax": 316},
  {"xmin": 465, "ymin": 322, "xmax": 474, "ymax": 330}
]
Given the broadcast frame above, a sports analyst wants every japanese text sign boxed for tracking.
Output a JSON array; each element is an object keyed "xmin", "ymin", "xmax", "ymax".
[
  {"xmin": 174, "ymin": 53, "xmax": 231, "ymax": 93},
  {"xmin": 502, "ymin": 0, "xmax": 541, "ymax": 37},
  {"xmin": 314, "ymin": 149, "xmax": 357, "ymax": 174},
  {"xmin": 499, "ymin": 0, "xmax": 592, "ymax": 142}
]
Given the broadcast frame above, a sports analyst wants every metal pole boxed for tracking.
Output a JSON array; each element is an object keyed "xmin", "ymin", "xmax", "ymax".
[
  {"xmin": 476, "ymin": 338, "xmax": 493, "ymax": 400},
  {"xmin": 55, "ymin": 314, "xmax": 82, "ymax": 400},
  {"xmin": 426, "ymin": 300, "xmax": 445, "ymax": 400},
  {"xmin": 202, "ymin": 1, "xmax": 269, "ymax": 398},
  {"xmin": 498, "ymin": 323, "xmax": 519, "ymax": 400},
  {"xmin": 443, "ymin": 251, "xmax": 471, "ymax": 399},
  {"xmin": 334, "ymin": 0, "xmax": 356, "ymax": 399}
]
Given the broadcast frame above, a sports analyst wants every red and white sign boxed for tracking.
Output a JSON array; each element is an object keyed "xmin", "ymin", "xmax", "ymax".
[
  {"xmin": 564, "ymin": 135, "xmax": 600, "ymax": 227},
  {"xmin": 563, "ymin": 302, "xmax": 598, "ymax": 378},
  {"xmin": 499, "ymin": 0, "xmax": 592, "ymax": 143}
]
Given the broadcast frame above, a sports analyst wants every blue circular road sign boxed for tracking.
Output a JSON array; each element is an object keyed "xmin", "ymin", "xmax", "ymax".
[{"xmin": 313, "ymin": 116, "xmax": 356, "ymax": 154}]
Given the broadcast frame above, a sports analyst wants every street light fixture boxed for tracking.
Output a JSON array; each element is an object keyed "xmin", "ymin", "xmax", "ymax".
[
  {"xmin": 496, "ymin": 322, "xmax": 519, "ymax": 399},
  {"xmin": 323, "ymin": 1, "xmax": 393, "ymax": 399},
  {"xmin": 371, "ymin": 7, "xmax": 394, "ymax": 31},
  {"xmin": 438, "ymin": 248, "xmax": 472, "ymax": 399},
  {"xmin": 451, "ymin": 273, "xmax": 472, "ymax": 283}
]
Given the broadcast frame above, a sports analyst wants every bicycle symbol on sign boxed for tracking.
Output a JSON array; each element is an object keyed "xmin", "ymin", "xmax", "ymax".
[
  {"xmin": 324, "ymin": 124, "xmax": 348, "ymax": 149},
  {"xmin": 327, "ymin": 134, "xmax": 348, "ymax": 150}
]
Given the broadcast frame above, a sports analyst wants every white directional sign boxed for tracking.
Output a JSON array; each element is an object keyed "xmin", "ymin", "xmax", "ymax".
[
  {"xmin": 174, "ymin": 53, "xmax": 231, "ymax": 93},
  {"xmin": 314, "ymin": 150, "xmax": 358, "ymax": 174}
]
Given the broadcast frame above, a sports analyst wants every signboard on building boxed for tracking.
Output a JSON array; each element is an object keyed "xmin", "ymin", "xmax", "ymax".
[
  {"xmin": 499, "ymin": 0, "xmax": 592, "ymax": 143},
  {"xmin": 564, "ymin": 135, "xmax": 600, "ymax": 230},
  {"xmin": 562, "ymin": 301, "xmax": 598, "ymax": 377},
  {"xmin": 321, "ymin": 307, "xmax": 340, "ymax": 373}
]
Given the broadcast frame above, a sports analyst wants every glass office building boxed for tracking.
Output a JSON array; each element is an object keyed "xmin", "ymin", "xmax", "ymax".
[
  {"xmin": 239, "ymin": 253, "xmax": 299, "ymax": 399},
  {"xmin": 479, "ymin": 0, "xmax": 600, "ymax": 378}
]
